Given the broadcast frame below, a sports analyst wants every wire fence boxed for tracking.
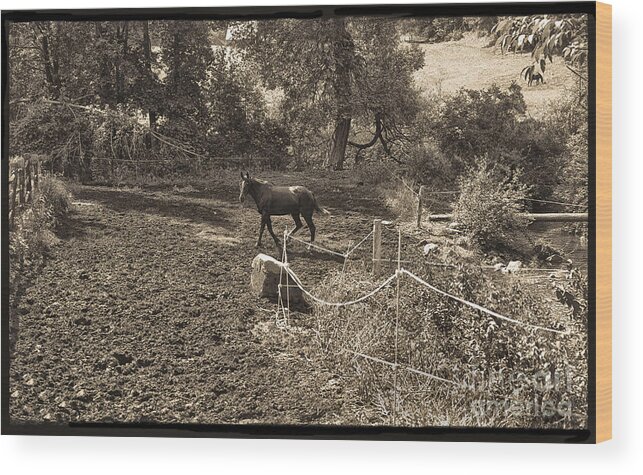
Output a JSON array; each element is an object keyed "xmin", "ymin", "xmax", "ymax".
[{"xmin": 274, "ymin": 222, "xmax": 572, "ymax": 420}]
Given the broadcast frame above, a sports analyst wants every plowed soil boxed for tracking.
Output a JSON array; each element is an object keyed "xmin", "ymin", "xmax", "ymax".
[{"xmin": 9, "ymin": 171, "xmax": 398, "ymax": 425}]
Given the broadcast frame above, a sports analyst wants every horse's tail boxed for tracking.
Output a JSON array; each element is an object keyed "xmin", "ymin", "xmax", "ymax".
[{"xmin": 313, "ymin": 195, "xmax": 331, "ymax": 216}]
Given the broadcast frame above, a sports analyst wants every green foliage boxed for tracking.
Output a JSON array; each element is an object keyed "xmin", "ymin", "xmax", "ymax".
[
  {"xmin": 453, "ymin": 164, "xmax": 531, "ymax": 248},
  {"xmin": 402, "ymin": 16, "xmax": 498, "ymax": 43},
  {"xmin": 10, "ymin": 176, "xmax": 71, "ymax": 279},
  {"xmin": 554, "ymin": 268, "xmax": 588, "ymax": 320},
  {"xmin": 243, "ymin": 17, "xmax": 424, "ymax": 168},
  {"xmin": 493, "ymin": 14, "xmax": 588, "ymax": 66},
  {"xmin": 10, "ymin": 101, "xmax": 98, "ymax": 181},
  {"xmin": 403, "ymin": 140, "xmax": 455, "ymax": 188},
  {"xmin": 159, "ymin": 21, "xmax": 213, "ymax": 151},
  {"xmin": 434, "ymin": 84, "xmax": 526, "ymax": 162},
  {"xmin": 427, "ymin": 84, "xmax": 566, "ymax": 199}
]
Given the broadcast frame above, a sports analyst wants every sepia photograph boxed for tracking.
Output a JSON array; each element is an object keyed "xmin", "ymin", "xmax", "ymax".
[{"xmin": 3, "ymin": 4, "xmax": 595, "ymax": 440}]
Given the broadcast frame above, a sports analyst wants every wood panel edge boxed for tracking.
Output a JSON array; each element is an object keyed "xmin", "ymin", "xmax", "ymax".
[{"xmin": 595, "ymin": 1, "xmax": 612, "ymax": 443}]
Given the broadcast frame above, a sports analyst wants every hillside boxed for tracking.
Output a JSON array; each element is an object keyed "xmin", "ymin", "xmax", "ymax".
[{"xmin": 414, "ymin": 34, "xmax": 577, "ymax": 119}]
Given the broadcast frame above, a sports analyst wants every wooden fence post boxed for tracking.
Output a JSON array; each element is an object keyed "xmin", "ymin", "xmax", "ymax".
[
  {"xmin": 18, "ymin": 167, "xmax": 25, "ymax": 207},
  {"xmin": 9, "ymin": 172, "xmax": 17, "ymax": 227},
  {"xmin": 26, "ymin": 159, "xmax": 33, "ymax": 203},
  {"xmin": 416, "ymin": 185, "xmax": 425, "ymax": 229},
  {"xmin": 372, "ymin": 219, "xmax": 382, "ymax": 275}
]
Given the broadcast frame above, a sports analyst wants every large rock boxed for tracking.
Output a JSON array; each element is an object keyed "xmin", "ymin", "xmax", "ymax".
[
  {"xmin": 250, "ymin": 254, "xmax": 303, "ymax": 304},
  {"xmin": 503, "ymin": 260, "xmax": 523, "ymax": 274},
  {"xmin": 423, "ymin": 243, "xmax": 439, "ymax": 255}
]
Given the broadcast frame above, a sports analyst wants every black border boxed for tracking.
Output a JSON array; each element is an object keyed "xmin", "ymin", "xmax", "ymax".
[{"xmin": 1, "ymin": 2, "xmax": 598, "ymax": 443}]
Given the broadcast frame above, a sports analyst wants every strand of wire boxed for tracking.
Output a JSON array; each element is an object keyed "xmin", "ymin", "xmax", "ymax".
[
  {"xmin": 287, "ymin": 229, "xmax": 374, "ymax": 259},
  {"xmin": 343, "ymin": 349, "xmax": 461, "ymax": 387},
  {"xmin": 344, "ymin": 230, "xmax": 374, "ymax": 257},
  {"xmin": 286, "ymin": 234, "xmax": 347, "ymax": 258}
]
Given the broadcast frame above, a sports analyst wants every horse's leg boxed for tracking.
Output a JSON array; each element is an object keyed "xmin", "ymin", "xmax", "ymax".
[
  {"xmin": 289, "ymin": 213, "xmax": 303, "ymax": 236},
  {"xmin": 265, "ymin": 215, "xmax": 281, "ymax": 248},
  {"xmin": 303, "ymin": 213, "xmax": 316, "ymax": 243},
  {"xmin": 256, "ymin": 216, "xmax": 266, "ymax": 247}
]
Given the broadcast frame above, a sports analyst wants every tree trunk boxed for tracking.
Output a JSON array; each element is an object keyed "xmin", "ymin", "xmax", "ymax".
[
  {"xmin": 329, "ymin": 117, "xmax": 351, "ymax": 170},
  {"xmin": 328, "ymin": 18, "xmax": 353, "ymax": 170},
  {"xmin": 142, "ymin": 21, "xmax": 157, "ymax": 152}
]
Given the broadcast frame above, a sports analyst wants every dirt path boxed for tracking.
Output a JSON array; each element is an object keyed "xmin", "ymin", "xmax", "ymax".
[{"xmin": 9, "ymin": 173, "xmax": 393, "ymax": 425}]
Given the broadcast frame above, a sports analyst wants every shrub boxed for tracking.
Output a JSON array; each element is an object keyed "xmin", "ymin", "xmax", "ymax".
[
  {"xmin": 354, "ymin": 160, "xmax": 395, "ymax": 186},
  {"xmin": 10, "ymin": 175, "xmax": 71, "ymax": 279},
  {"xmin": 403, "ymin": 140, "xmax": 456, "ymax": 189},
  {"xmin": 453, "ymin": 163, "xmax": 531, "ymax": 248}
]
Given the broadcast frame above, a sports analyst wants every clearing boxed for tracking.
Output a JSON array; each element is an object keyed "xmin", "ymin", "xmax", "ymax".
[{"xmin": 414, "ymin": 34, "xmax": 577, "ymax": 118}]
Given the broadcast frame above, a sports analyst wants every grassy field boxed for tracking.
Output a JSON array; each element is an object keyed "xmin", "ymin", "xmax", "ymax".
[{"xmin": 414, "ymin": 34, "xmax": 578, "ymax": 119}]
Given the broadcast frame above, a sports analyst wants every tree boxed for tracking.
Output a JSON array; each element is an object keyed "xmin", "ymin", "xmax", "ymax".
[
  {"xmin": 242, "ymin": 17, "xmax": 423, "ymax": 169},
  {"xmin": 158, "ymin": 21, "xmax": 214, "ymax": 151},
  {"xmin": 492, "ymin": 14, "xmax": 588, "ymax": 72}
]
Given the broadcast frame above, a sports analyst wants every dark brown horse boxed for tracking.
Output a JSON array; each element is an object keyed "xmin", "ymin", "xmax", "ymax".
[{"xmin": 239, "ymin": 172, "xmax": 330, "ymax": 248}]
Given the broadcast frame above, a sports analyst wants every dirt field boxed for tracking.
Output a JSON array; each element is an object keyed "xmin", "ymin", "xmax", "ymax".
[{"xmin": 8, "ymin": 171, "xmax": 409, "ymax": 425}]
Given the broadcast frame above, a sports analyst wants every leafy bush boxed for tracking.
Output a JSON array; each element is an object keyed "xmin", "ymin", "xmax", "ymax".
[
  {"xmin": 10, "ymin": 176, "xmax": 71, "ymax": 273},
  {"xmin": 354, "ymin": 160, "xmax": 395, "ymax": 186},
  {"xmin": 425, "ymin": 84, "xmax": 568, "ymax": 200},
  {"xmin": 453, "ymin": 163, "xmax": 531, "ymax": 248},
  {"xmin": 403, "ymin": 140, "xmax": 456, "ymax": 188}
]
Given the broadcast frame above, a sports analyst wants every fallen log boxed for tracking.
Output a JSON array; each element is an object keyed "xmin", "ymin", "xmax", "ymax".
[{"xmin": 428, "ymin": 213, "xmax": 588, "ymax": 222}]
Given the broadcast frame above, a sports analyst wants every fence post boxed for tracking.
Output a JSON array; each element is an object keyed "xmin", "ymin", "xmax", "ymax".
[
  {"xmin": 18, "ymin": 167, "xmax": 25, "ymax": 206},
  {"xmin": 392, "ymin": 227, "xmax": 402, "ymax": 424},
  {"xmin": 9, "ymin": 171, "xmax": 17, "ymax": 227},
  {"xmin": 372, "ymin": 219, "xmax": 382, "ymax": 275},
  {"xmin": 416, "ymin": 185, "xmax": 425, "ymax": 229},
  {"xmin": 26, "ymin": 159, "xmax": 33, "ymax": 203},
  {"xmin": 34, "ymin": 158, "xmax": 40, "ymax": 189}
]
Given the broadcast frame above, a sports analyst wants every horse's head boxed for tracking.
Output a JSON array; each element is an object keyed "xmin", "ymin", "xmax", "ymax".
[{"xmin": 239, "ymin": 171, "xmax": 251, "ymax": 203}]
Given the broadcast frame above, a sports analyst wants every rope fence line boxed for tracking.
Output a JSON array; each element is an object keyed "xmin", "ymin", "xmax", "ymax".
[
  {"xmin": 400, "ymin": 269, "xmax": 569, "ymax": 335},
  {"xmin": 395, "ymin": 176, "xmax": 585, "ymax": 210},
  {"xmin": 278, "ymin": 258, "xmax": 568, "ymax": 334},
  {"xmin": 522, "ymin": 197, "xmax": 587, "ymax": 208},
  {"xmin": 286, "ymin": 234, "xmax": 347, "ymax": 258},
  {"xmin": 284, "ymin": 265, "xmax": 397, "ymax": 307},
  {"xmin": 345, "ymin": 230, "xmax": 374, "ymax": 257}
]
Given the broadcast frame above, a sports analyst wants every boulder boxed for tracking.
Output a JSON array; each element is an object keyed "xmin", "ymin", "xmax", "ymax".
[
  {"xmin": 250, "ymin": 254, "xmax": 303, "ymax": 304},
  {"xmin": 423, "ymin": 243, "xmax": 439, "ymax": 255},
  {"xmin": 503, "ymin": 260, "xmax": 523, "ymax": 274},
  {"xmin": 493, "ymin": 263, "xmax": 505, "ymax": 272}
]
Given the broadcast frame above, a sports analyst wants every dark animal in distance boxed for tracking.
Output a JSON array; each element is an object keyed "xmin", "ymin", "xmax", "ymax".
[
  {"xmin": 522, "ymin": 59, "xmax": 547, "ymax": 86},
  {"xmin": 239, "ymin": 172, "xmax": 330, "ymax": 249}
]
